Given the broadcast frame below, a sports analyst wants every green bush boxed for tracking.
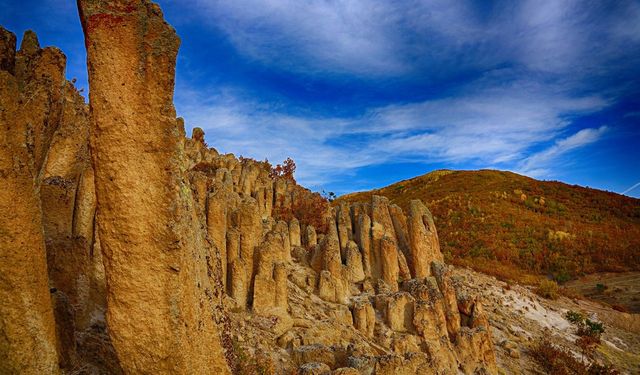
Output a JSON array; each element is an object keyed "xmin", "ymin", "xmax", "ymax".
[
  {"xmin": 564, "ymin": 310, "xmax": 584, "ymax": 325},
  {"xmin": 582, "ymin": 319, "xmax": 605, "ymax": 338},
  {"xmin": 564, "ymin": 310, "xmax": 606, "ymax": 360},
  {"xmin": 595, "ymin": 283, "xmax": 608, "ymax": 293}
]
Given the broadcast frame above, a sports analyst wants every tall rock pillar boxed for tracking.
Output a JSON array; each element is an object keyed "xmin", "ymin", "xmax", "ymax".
[
  {"xmin": 77, "ymin": 1, "xmax": 230, "ymax": 373},
  {"xmin": 0, "ymin": 26, "xmax": 59, "ymax": 375},
  {"xmin": 408, "ymin": 199, "xmax": 442, "ymax": 278}
]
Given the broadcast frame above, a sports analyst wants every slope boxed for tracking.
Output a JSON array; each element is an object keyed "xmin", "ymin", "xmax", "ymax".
[{"xmin": 338, "ymin": 169, "xmax": 640, "ymax": 285}]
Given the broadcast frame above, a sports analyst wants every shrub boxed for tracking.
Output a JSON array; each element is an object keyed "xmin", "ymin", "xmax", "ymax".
[
  {"xmin": 231, "ymin": 338, "xmax": 274, "ymax": 375},
  {"xmin": 273, "ymin": 191, "xmax": 330, "ymax": 234},
  {"xmin": 536, "ymin": 279, "xmax": 559, "ymax": 300},
  {"xmin": 595, "ymin": 283, "xmax": 608, "ymax": 293},
  {"xmin": 565, "ymin": 310, "xmax": 585, "ymax": 325},
  {"xmin": 576, "ymin": 335, "xmax": 600, "ymax": 360},
  {"xmin": 565, "ymin": 310, "xmax": 605, "ymax": 340},
  {"xmin": 611, "ymin": 304, "xmax": 628, "ymax": 313},
  {"xmin": 564, "ymin": 310, "xmax": 606, "ymax": 360},
  {"xmin": 322, "ymin": 190, "xmax": 337, "ymax": 202},
  {"xmin": 269, "ymin": 157, "xmax": 296, "ymax": 182},
  {"xmin": 580, "ymin": 319, "xmax": 605, "ymax": 338},
  {"xmin": 531, "ymin": 339, "xmax": 587, "ymax": 374},
  {"xmin": 530, "ymin": 339, "xmax": 619, "ymax": 375}
]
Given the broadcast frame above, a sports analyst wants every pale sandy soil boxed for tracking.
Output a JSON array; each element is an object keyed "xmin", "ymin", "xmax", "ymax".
[{"xmin": 453, "ymin": 268, "xmax": 640, "ymax": 374}]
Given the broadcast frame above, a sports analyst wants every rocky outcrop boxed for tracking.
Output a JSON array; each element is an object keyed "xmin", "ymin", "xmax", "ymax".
[
  {"xmin": 352, "ymin": 298, "xmax": 376, "ymax": 338},
  {"xmin": 1, "ymin": 24, "xmax": 118, "ymax": 374},
  {"xmin": 297, "ymin": 195, "xmax": 497, "ymax": 373},
  {"xmin": 77, "ymin": 0, "xmax": 230, "ymax": 373},
  {"xmin": 0, "ymin": 26, "xmax": 59, "ymax": 375},
  {"xmin": 407, "ymin": 200, "xmax": 442, "ymax": 278},
  {"xmin": 0, "ymin": 1, "xmax": 498, "ymax": 373}
]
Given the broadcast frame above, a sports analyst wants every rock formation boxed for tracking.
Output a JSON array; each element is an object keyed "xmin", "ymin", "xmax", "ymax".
[
  {"xmin": 0, "ymin": 26, "xmax": 59, "ymax": 375},
  {"xmin": 77, "ymin": 0, "xmax": 230, "ymax": 373},
  {"xmin": 0, "ymin": 1, "xmax": 497, "ymax": 374},
  {"xmin": 180, "ymin": 133, "xmax": 497, "ymax": 372}
]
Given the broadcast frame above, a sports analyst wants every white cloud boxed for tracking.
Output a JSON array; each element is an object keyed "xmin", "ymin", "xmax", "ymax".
[
  {"xmin": 169, "ymin": 0, "xmax": 632, "ymax": 190},
  {"xmin": 516, "ymin": 126, "xmax": 609, "ymax": 177},
  {"xmin": 183, "ymin": 0, "xmax": 640, "ymax": 77},
  {"xmin": 190, "ymin": 0, "xmax": 407, "ymax": 75},
  {"xmin": 362, "ymin": 82, "xmax": 608, "ymax": 164},
  {"xmin": 175, "ymin": 79, "xmax": 609, "ymax": 189}
]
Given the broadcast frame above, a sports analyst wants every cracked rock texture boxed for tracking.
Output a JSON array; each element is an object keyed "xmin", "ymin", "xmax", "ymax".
[
  {"xmin": 0, "ymin": 26, "xmax": 59, "ymax": 375},
  {"xmin": 77, "ymin": 0, "xmax": 230, "ymax": 373}
]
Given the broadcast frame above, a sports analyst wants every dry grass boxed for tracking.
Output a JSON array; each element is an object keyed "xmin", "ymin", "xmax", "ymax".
[
  {"xmin": 530, "ymin": 339, "xmax": 619, "ymax": 375},
  {"xmin": 536, "ymin": 279, "xmax": 560, "ymax": 300},
  {"xmin": 337, "ymin": 169, "xmax": 640, "ymax": 284}
]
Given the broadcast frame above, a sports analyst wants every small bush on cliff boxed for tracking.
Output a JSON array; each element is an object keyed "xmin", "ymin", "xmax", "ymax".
[
  {"xmin": 231, "ymin": 338, "xmax": 273, "ymax": 375},
  {"xmin": 564, "ymin": 310, "xmax": 605, "ymax": 340},
  {"xmin": 536, "ymin": 279, "xmax": 559, "ymax": 300},
  {"xmin": 273, "ymin": 192, "xmax": 330, "ymax": 234},
  {"xmin": 595, "ymin": 283, "xmax": 608, "ymax": 293},
  {"xmin": 565, "ymin": 310, "xmax": 585, "ymax": 325},
  {"xmin": 531, "ymin": 339, "xmax": 585, "ymax": 374},
  {"xmin": 322, "ymin": 190, "xmax": 337, "ymax": 202},
  {"xmin": 269, "ymin": 157, "xmax": 296, "ymax": 182},
  {"xmin": 267, "ymin": 157, "xmax": 330, "ymax": 233}
]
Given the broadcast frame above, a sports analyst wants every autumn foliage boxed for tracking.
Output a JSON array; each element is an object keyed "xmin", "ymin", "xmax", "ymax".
[
  {"xmin": 272, "ymin": 190, "xmax": 329, "ymax": 234},
  {"xmin": 267, "ymin": 157, "xmax": 330, "ymax": 234},
  {"xmin": 531, "ymin": 339, "xmax": 619, "ymax": 375},
  {"xmin": 536, "ymin": 279, "xmax": 559, "ymax": 300},
  {"xmin": 269, "ymin": 157, "xmax": 296, "ymax": 182},
  {"xmin": 338, "ymin": 169, "xmax": 640, "ymax": 284}
]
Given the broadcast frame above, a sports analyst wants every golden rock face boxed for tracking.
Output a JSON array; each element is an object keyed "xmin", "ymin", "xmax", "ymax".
[
  {"xmin": 0, "ymin": 27, "xmax": 58, "ymax": 374},
  {"xmin": 77, "ymin": 0, "xmax": 230, "ymax": 373}
]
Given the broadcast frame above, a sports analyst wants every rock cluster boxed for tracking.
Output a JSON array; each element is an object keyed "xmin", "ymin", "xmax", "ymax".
[
  {"xmin": 0, "ymin": 1, "xmax": 496, "ymax": 374},
  {"xmin": 179, "ymin": 131, "xmax": 497, "ymax": 373}
]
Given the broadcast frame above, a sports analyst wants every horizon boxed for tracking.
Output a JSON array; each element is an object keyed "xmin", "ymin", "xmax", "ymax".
[{"xmin": 2, "ymin": 0, "xmax": 639, "ymax": 197}]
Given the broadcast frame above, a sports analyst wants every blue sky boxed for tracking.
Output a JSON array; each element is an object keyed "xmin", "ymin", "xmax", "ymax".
[{"xmin": 2, "ymin": 0, "xmax": 639, "ymax": 197}]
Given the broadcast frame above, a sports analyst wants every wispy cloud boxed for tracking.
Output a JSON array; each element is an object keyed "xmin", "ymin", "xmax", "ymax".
[
  {"xmin": 175, "ymin": 77, "xmax": 609, "ymax": 188},
  {"xmin": 185, "ymin": 0, "xmax": 640, "ymax": 80},
  {"xmin": 167, "ymin": 0, "xmax": 636, "ymax": 192},
  {"xmin": 189, "ymin": 0, "xmax": 407, "ymax": 76},
  {"xmin": 622, "ymin": 181, "xmax": 640, "ymax": 196},
  {"xmin": 516, "ymin": 126, "xmax": 609, "ymax": 177}
]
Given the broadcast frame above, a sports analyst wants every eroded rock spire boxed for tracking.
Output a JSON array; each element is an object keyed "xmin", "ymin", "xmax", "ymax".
[
  {"xmin": 0, "ymin": 25, "xmax": 59, "ymax": 374},
  {"xmin": 77, "ymin": 1, "xmax": 230, "ymax": 373}
]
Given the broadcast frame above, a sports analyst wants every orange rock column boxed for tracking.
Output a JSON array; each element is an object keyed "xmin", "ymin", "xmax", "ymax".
[
  {"xmin": 0, "ymin": 26, "xmax": 59, "ymax": 374},
  {"xmin": 77, "ymin": 1, "xmax": 230, "ymax": 373}
]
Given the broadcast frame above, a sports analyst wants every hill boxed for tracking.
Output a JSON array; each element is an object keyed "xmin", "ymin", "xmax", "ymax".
[{"xmin": 337, "ymin": 169, "xmax": 640, "ymax": 284}]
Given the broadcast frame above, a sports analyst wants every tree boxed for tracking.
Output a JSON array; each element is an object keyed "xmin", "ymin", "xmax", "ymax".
[
  {"xmin": 272, "ymin": 192, "xmax": 330, "ymax": 234},
  {"xmin": 564, "ymin": 310, "xmax": 605, "ymax": 361},
  {"xmin": 322, "ymin": 190, "xmax": 337, "ymax": 202},
  {"xmin": 269, "ymin": 157, "xmax": 296, "ymax": 182}
]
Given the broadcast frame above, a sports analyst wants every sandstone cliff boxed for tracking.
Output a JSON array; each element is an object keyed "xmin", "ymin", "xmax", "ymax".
[
  {"xmin": 0, "ymin": 1, "xmax": 497, "ymax": 374},
  {"xmin": 0, "ymin": 26, "xmax": 59, "ymax": 375}
]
